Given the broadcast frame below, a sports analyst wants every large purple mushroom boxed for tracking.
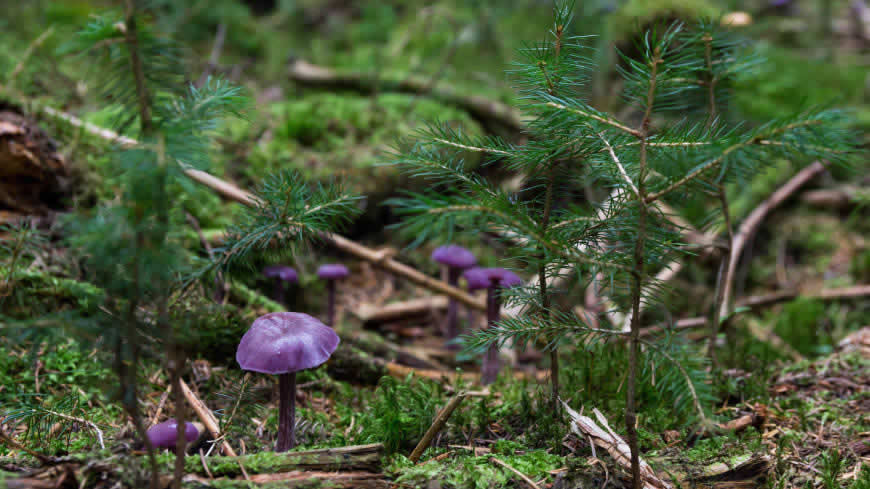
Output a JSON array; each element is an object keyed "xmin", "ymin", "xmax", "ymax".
[
  {"xmin": 146, "ymin": 419, "xmax": 199, "ymax": 450},
  {"xmin": 236, "ymin": 312, "xmax": 339, "ymax": 451},
  {"xmin": 431, "ymin": 245, "xmax": 477, "ymax": 348},
  {"xmin": 317, "ymin": 264, "xmax": 349, "ymax": 327},
  {"xmin": 263, "ymin": 265, "xmax": 297, "ymax": 306},
  {"xmin": 462, "ymin": 267, "xmax": 522, "ymax": 385}
]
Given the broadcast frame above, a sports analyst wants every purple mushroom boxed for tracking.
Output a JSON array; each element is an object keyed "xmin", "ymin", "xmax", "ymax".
[
  {"xmin": 146, "ymin": 419, "xmax": 199, "ymax": 450},
  {"xmin": 263, "ymin": 265, "xmax": 297, "ymax": 306},
  {"xmin": 236, "ymin": 312, "xmax": 339, "ymax": 451},
  {"xmin": 431, "ymin": 245, "xmax": 477, "ymax": 348},
  {"xmin": 463, "ymin": 267, "xmax": 522, "ymax": 385},
  {"xmin": 317, "ymin": 264, "xmax": 349, "ymax": 327}
]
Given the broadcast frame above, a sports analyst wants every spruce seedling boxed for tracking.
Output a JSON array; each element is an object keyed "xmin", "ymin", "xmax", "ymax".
[
  {"xmin": 63, "ymin": 4, "xmax": 248, "ymax": 488},
  {"xmin": 391, "ymin": 3, "xmax": 856, "ymax": 487}
]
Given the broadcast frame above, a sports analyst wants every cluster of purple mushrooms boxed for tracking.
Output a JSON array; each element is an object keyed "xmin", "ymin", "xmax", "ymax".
[{"xmin": 147, "ymin": 249, "xmax": 521, "ymax": 453}]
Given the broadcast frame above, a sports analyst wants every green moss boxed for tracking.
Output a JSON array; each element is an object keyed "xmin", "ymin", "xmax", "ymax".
[
  {"xmin": 735, "ymin": 43, "xmax": 870, "ymax": 129},
  {"xmin": 771, "ymin": 298, "xmax": 830, "ymax": 356},
  {"xmin": 607, "ymin": 0, "xmax": 720, "ymax": 38},
  {"xmin": 235, "ymin": 92, "xmax": 482, "ymax": 194},
  {"xmin": 392, "ymin": 449, "xmax": 563, "ymax": 488}
]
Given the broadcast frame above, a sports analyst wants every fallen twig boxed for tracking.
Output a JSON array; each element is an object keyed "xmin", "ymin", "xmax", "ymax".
[
  {"xmin": 179, "ymin": 378, "xmax": 237, "ymax": 456},
  {"xmin": 43, "ymin": 410, "xmax": 105, "ymax": 450},
  {"xmin": 489, "ymin": 456, "xmax": 542, "ymax": 489},
  {"xmin": 739, "ymin": 285, "xmax": 870, "ymax": 308},
  {"xmin": 409, "ymin": 393, "xmax": 467, "ymax": 463},
  {"xmin": 353, "ymin": 296, "xmax": 448, "ymax": 323}
]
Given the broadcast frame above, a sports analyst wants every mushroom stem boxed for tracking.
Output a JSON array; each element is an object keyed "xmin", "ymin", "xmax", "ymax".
[
  {"xmin": 273, "ymin": 279, "xmax": 285, "ymax": 306},
  {"xmin": 445, "ymin": 267, "xmax": 462, "ymax": 348},
  {"xmin": 481, "ymin": 280, "xmax": 501, "ymax": 385},
  {"xmin": 325, "ymin": 280, "xmax": 336, "ymax": 327},
  {"xmin": 276, "ymin": 372, "xmax": 296, "ymax": 451}
]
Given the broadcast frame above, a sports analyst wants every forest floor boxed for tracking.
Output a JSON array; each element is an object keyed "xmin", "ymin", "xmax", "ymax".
[{"xmin": 1, "ymin": 1, "xmax": 869, "ymax": 488}]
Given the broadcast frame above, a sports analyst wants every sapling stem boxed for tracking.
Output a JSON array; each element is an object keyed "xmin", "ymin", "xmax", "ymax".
[
  {"xmin": 625, "ymin": 45, "xmax": 660, "ymax": 489},
  {"xmin": 326, "ymin": 280, "xmax": 336, "ymax": 327},
  {"xmin": 273, "ymin": 279, "xmax": 285, "ymax": 305},
  {"xmin": 540, "ymin": 165, "xmax": 558, "ymax": 410},
  {"xmin": 277, "ymin": 372, "xmax": 297, "ymax": 451},
  {"xmin": 445, "ymin": 267, "xmax": 462, "ymax": 346}
]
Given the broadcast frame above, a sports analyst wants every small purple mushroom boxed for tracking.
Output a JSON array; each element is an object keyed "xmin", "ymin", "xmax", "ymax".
[
  {"xmin": 263, "ymin": 265, "xmax": 297, "ymax": 306},
  {"xmin": 236, "ymin": 312, "xmax": 339, "ymax": 451},
  {"xmin": 431, "ymin": 245, "xmax": 477, "ymax": 348},
  {"xmin": 146, "ymin": 419, "xmax": 199, "ymax": 450},
  {"xmin": 317, "ymin": 264, "xmax": 349, "ymax": 327},
  {"xmin": 463, "ymin": 267, "xmax": 522, "ymax": 385}
]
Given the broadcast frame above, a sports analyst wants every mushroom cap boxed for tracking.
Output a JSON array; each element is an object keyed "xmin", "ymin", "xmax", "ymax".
[
  {"xmin": 463, "ymin": 267, "xmax": 492, "ymax": 291},
  {"xmin": 146, "ymin": 419, "xmax": 199, "ymax": 449},
  {"xmin": 263, "ymin": 265, "xmax": 298, "ymax": 283},
  {"xmin": 236, "ymin": 312, "xmax": 340, "ymax": 375},
  {"xmin": 317, "ymin": 263, "xmax": 349, "ymax": 280},
  {"xmin": 431, "ymin": 245, "xmax": 477, "ymax": 269},
  {"xmin": 463, "ymin": 267, "xmax": 523, "ymax": 290}
]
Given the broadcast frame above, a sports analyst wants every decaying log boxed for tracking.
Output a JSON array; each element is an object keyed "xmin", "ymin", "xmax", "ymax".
[
  {"xmin": 184, "ymin": 471, "xmax": 390, "ymax": 488},
  {"xmin": 288, "ymin": 59, "xmax": 524, "ymax": 134},
  {"xmin": 326, "ymin": 343, "xmax": 392, "ymax": 385},
  {"xmin": 189, "ymin": 444, "xmax": 384, "ymax": 476},
  {"xmin": 353, "ymin": 296, "xmax": 448, "ymax": 323},
  {"xmin": 684, "ymin": 454, "xmax": 772, "ymax": 488},
  {"xmin": 0, "ymin": 103, "xmax": 69, "ymax": 219}
]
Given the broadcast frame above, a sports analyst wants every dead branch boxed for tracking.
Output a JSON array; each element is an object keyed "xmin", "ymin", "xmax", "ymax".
[
  {"xmin": 719, "ymin": 161, "xmax": 827, "ymax": 319},
  {"xmin": 489, "ymin": 456, "xmax": 542, "ymax": 489},
  {"xmin": 288, "ymin": 59, "xmax": 524, "ymax": 133},
  {"xmin": 801, "ymin": 185, "xmax": 867, "ymax": 208},
  {"xmin": 739, "ymin": 285, "xmax": 870, "ymax": 308},
  {"xmin": 353, "ymin": 295, "xmax": 448, "ymax": 323},
  {"xmin": 179, "ymin": 378, "xmax": 237, "ymax": 456},
  {"xmin": 409, "ymin": 393, "xmax": 467, "ymax": 463}
]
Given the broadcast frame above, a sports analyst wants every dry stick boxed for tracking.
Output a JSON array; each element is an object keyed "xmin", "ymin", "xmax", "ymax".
[
  {"xmin": 185, "ymin": 211, "xmax": 228, "ymax": 303},
  {"xmin": 353, "ymin": 296, "xmax": 448, "ymax": 323},
  {"xmin": 42, "ymin": 410, "xmax": 105, "ymax": 450},
  {"xmin": 408, "ymin": 393, "xmax": 467, "ymax": 463},
  {"xmin": 718, "ymin": 161, "xmax": 828, "ymax": 320},
  {"xmin": 7, "ymin": 26, "xmax": 55, "ymax": 87},
  {"xmin": 489, "ymin": 456, "xmax": 543, "ymax": 489},
  {"xmin": 197, "ymin": 22, "xmax": 226, "ymax": 87},
  {"xmin": 739, "ymin": 285, "xmax": 870, "ymax": 308},
  {"xmin": 0, "ymin": 427, "xmax": 54, "ymax": 464},
  {"xmin": 35, "ymin": 106, "xmax": 487, "ymax": 312},
  {"xmin": 179, "ymin": 378, "xmax": 237, "ymax": 457}
]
